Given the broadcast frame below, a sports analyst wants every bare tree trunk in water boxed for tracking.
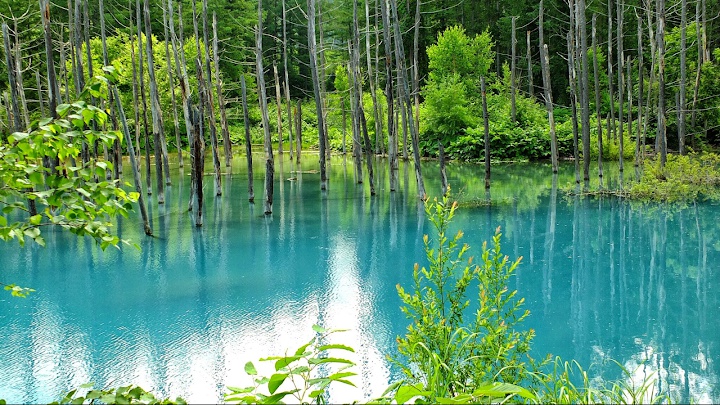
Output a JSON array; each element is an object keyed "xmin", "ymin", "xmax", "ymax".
[
  {"xmin": 656, "ymin": 0, "xmax": 667, "ymax": 167},
  {"xmin": 257, "ymin": 0, "xmax": 275, "ymax": 211},
  {"xmin": 273, "ymin": 63, "xmax": 285, "ymax": 159},
  {"xmin": 390, "ymin": 0, "xmax": 425, "ymax": 199},
  {"xmin": 213, "ymin": 12, "xmax": 233, "ymax": 166},
  {"xmin": 241, "ymin": 75, "xmax": 254, "ymax": 202},
  {"xmin": 112, "ymin": 85, "xmax": 152, "ymax": 235},
  {"xmin": 592, "ymin": 14, "xmax": 603, "ymax": 179},
  {"xmin": 381, "ymin": 0, "xmax": 397, "ymax": 191},
  {"xmin": 308, "ymin": 0, "xmax": 327, "ymax": 190},
  {"xmin": 199, "ymin": 0, "xmax": 221, "ymax": 195},
  {"xmin": 541, "ymin": 44, "xmax": 558, "ymax": 173},
  {"xmin": 144, "ymin": 0, "xmax": 166, "ymax": 203},
  {"xmin": 678, "ymin": 0, "xmax": 687, "ymax": 155},
  {"xmin": 482, "ymin": 77, "xmax": 491, "ymax": 189}
]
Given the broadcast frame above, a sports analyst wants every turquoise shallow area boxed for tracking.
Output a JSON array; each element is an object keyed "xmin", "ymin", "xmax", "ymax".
[{"xmin": 0, "ymin": 155, "xmax": 718, "ymax": 403}]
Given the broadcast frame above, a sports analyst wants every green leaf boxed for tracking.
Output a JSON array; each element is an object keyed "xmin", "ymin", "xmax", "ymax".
[
  {"xmin": 471, "ymin": 382, "xmax": 535, "ymax": 400},
  {"xmin": 244, "ymin": 361, "xmax": 257, "ymax": 376},
  {"xmin": 274, "ymin": 355, "xmax": 301, "ymax": 371},
  {"xmin": 395, "ymin": 383, "xmax": 431, "ymax": 404},
  {"xmin": 267, "ymin": 373, "xmax": 288, "ymax": 394},
  {"xmin": 307, "ymin": 357, "xmax": 354, "ymax": 366},
  {"xmin": 317, "ymin": 344, "xmax": 355, "ymax": 353},
  {"xmin": 312, "ymin": 324, "xmax": 327, "ymax": 333},
  {"xmin": 30, "ymin": 215, "xmax": 42, "ymax": 226},
  {"xmin": 0, "ymin": 216, "xmax": 7, "ymax": 227},
  {"xmin": 79, "ymin": 383, "xmax": 94, "ymax": 389}
]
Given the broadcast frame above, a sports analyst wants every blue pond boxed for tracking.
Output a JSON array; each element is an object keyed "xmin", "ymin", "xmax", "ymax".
[{"xmin": 0, "ymin": 155, "xmax": 718, "ymax": 403}]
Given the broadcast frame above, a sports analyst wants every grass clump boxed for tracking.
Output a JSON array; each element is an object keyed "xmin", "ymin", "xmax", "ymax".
[{"xmin": 628, "ymin": 153, "xmax": 720, "ymax": 203}]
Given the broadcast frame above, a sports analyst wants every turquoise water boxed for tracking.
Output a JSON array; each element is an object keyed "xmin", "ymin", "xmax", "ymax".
[{"xmin": 0, "ymin": 155, "xmax": 718, "ymax": 403}]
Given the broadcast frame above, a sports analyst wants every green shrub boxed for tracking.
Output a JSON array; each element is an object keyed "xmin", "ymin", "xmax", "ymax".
[
  {"xmin": 627, "ymin": 153, "xmax": 720, "ymax": 203},
  {"xmin": 394, "ymin": 192, "xmax": 539, "ymax": 401}
]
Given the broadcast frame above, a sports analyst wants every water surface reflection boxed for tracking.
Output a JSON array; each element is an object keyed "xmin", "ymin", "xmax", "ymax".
[{"xmin": 0, "ymin": 157, "xmax": 718, "ymax": 403}]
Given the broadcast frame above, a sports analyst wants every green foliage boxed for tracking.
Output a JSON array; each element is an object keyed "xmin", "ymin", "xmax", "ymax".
[
  {"xmin": 426, "ymin": 26, "xmax": 494, "ymax": 85},
  {"xmin": 0, "ymin": 68, "xmax": 139, "ymax": 297},
  {"xmin": 627, "ymin": 153, "xmax": 720, "ymax": 203},
  {"xmin": 422, "ymin": 75, "xmax": 475, "ymax": 143},
  {"xmin": 532, "ymin": 357, "xmax": 667, "ymax": 404},
  {"xmin": 393, "ymin": 192, "xmax": 538, "ymax": 402},
  {"xmin": 224, "ymin": 325, "xmax": 357, "ymax": 404},
  {"xmin": 52, "ymin": 383, "xmax": 186, "ymax": 405}
]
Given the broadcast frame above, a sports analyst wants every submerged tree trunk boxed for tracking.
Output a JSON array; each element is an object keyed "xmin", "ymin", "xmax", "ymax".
[
  {"xmin": 112, "ymin": 85, "xmax": 152, "ymax": 235},
  {"xmin": 296, "ymin": 99, "xmax": 302, "ymax": 162},
  {"xmin": 567, "ymin": 31, "xmax": 581, "ymax": 186},
  {"xmin": 636, "ymin": 15, "xmax": 644, "ymax": 166},
  {"xmin": 616, "ymin": 0, "xmax": 624, "ymax": 172},
  {"xmin": 144, "ymin": 0, "xmax": 166, "ymax": 203},
  {"xmin": 273, "ymin": 63, "xmax": 284, "ymax": 157},
  {"xmin": 213, "ymin": 12, "xmax": 232, "ymax": 167},
  {"xmin": 308, "ymin": 0, "xmax": 327, "ymax": 191},
  {"xmin": 390, "ymin": 0, "xmax": 425, "ymax": 199},
  {"xmin": 136, "ymin": 0, "xmax": 151, "ymax": 196},
  {"xmin": 541, "ymin": 44, "xmax": 558, "ymax": 173},
  {"xmin": 511, "ymin": 16, "xmax": 517, "ymax": 123},
  {"xmin": 282, "ymin": 0, "xmax": 294, "ymax": 162},
  {"xmin": 381, "ymin": 0, "xmax": 397, "ymax": 191},
  {"xmin": 482, "ymin": 77, "xmax": 491, "ymax": 189},
  {"xmin": 199, "ymin": 0, "xmax": 221, "ymax": 195},
  {"xmin": 163, "ymin": 3, "xmax": 182, "ymax": 170},
  {"xmin": 578, "ymin": 0, "xmax": 591, "ymax": 183},
  {"xmin": 592, "ymin": 14, "xmax": 603, "ymax": 179},
  {"xmin": 241, "ymin": 75, "xmax": 254, "ymax": 202},
  {"xmin": 678, "ymin": 0, "xmax": 687, "ymax": 155},
  {"xmin": 257, "ymin": 0, "xmax": 275, "ymax": 213},
  {"xmin": 656, "ymin": 0, "xmax": 667, "ymax": 167}
]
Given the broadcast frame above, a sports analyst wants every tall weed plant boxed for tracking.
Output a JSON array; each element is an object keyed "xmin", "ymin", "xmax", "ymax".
[{"xmin": 394, "ymin": 191, "xmax": 539, "ymax": 401}]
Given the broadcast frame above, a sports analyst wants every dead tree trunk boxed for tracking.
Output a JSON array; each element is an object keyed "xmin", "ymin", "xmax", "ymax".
[
  {"xmin": 617, "ymin": 0, "xmax": 625, "ymax": 172},
  {"xmin": 308, "ymin": 0, "xmax": 327, "ymax": 191},
  {"xmin": 199, "ymin": 0, "xmax": 222, "ymax": 195},
  {"xmin": 592, "ymin": 14, "xmax": 603, "ymax": 178},
  {"xmin": 273, "ymin": 63, "xmax": 284, "ymax": 157},
  {"xmin": 129, "ymin": 6, "xmax": 141, "ymax": 157},
  {"xmin": 678, "ymin": 0, "xmax": 687, "ymax": 155},
  {"xmin": 369, "ymin": 0, "xmax": 382, "ymax": 158},
  {"xmin": 656, "ymin": 0, "xmax": 667, "ymax": 167},
  {"xmin": 257, "ymin": 0, "xmax": 275, "ymax": 212},
  {"xmin": 390, "ymin": 0, "xmax": 425, "ymax": 199},
  {"xmin": 526, "ymin": 30, "xmax": 533, "ymax": 95},
  {"xmin": 567, "ymin": 30, "xmax": 581, "ymax": 186},
  {"xmin": 213, "ymin": 12, "xmax": 232, "ymax": 167},
  {"xmin": 482, "ymin": 76, "xmax": 491, "ymax": 189},
  {"xmin": 636, "ymin": 15, "xmax": 644, "ymax": 166},
  {"xmin": 241, "ymin": 75, "xmax": 254, "ymax": 202},
  {"xmin": 412, "ymin": 0, "xmax": 421, "ymax": 148},
  {"xmin": 577, "ymin": 0, "xmax": 591, "ymax": 183},
  {"xmin": 541, "ymin": 43, "xmax": 558, "ymax": 173},
  {"xmin": 352, "ymin": 2, "xmax": 375, "ymax": 194},
  {"xmin": 164, "ymin": 3, "xmax": 183, "ymax": 168},
  {"xmin": 13, "ymin": 21, "xmax": 30, "ymax": 131},
  {"xmin": 296, "ymin": 99, "xmax": 302, "ymax": 162},
  {"xmin": 144, "ymin": 0, "xmax": 166, "ymax": 203},
  {"xmin": 169, "ymin": 0, "xmax": 193, "ymax": 174},
  {"xmin": 112, "ymin": 86, "xmax": 152, "ymax": 235},
  {"xmin": 511, "ymin": 16, "xmax": 517, "ymax": 123},
  {"xmin": 282, "ymin": 0, "xmax": 294, "ymax": 162},
  {"xmin": 3, "ymin": 23, "xmax": 21, "ymax": 132},
  {"xmin": 381, "ymin": 0, "xmax": 397, "ymax": 191},
  {"xmin": 607, "ymin": 0, "xmax": 616, "ymax": 143},
  {"xmin": 136, "ymin": 0, "xmax": 151, "ymax": 195}
]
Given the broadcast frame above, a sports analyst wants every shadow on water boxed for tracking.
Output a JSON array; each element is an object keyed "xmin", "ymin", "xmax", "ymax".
[{"xmin": 0, "ymin": 154, "xmax": 717, "ymax": 403}]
